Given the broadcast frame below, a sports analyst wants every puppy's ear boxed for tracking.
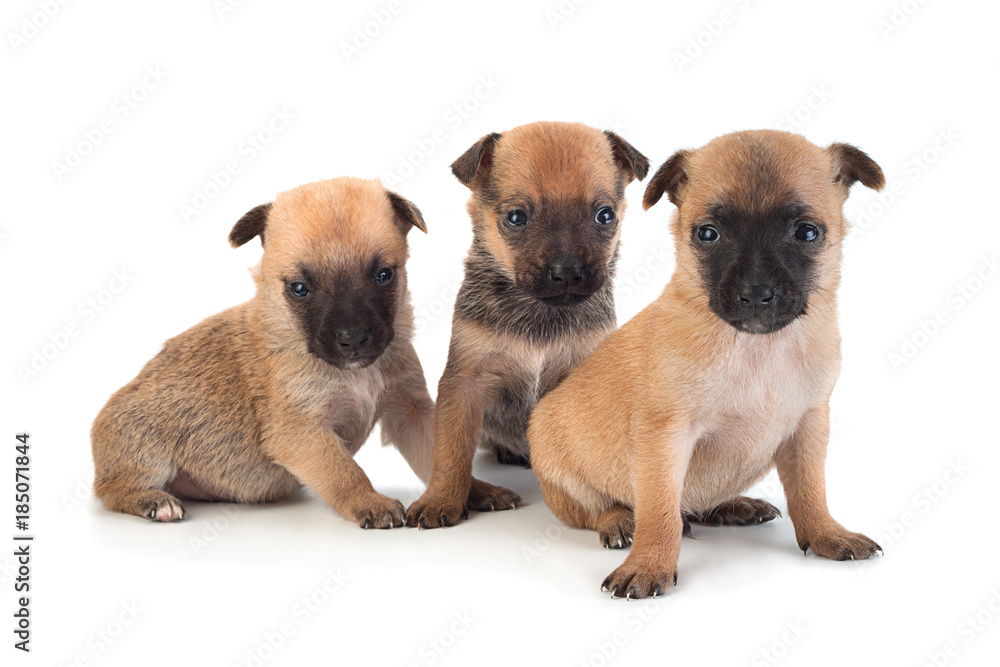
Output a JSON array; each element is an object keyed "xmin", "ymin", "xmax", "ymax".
[
  {"xmin": 827, "ymin": 143, "xmax": 885, "ymax": 191},
  {"xmin": 229, "ymin": 203, "xmax": 272, "ymax": 247},
  {"xmin": 643, "ymin": 150, "xmax": 691, "ymax": 209},
  {"xmin": 604, "ymin": 130, "xmax": 650, "ymax": 183},
  {"xmin": 387, "ymin": 191, "xmax": 427, "ymax": 235},
  {"xmin": 451, "ymin": 132, "xmax": 501, "ymax": 187}
]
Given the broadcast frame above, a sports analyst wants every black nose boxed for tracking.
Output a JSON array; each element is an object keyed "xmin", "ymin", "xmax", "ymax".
[
  {"xmin": 338, "ymin": 329, "xmax": 369, "ymax": 352},
  {"xmin": 738, "ymin": 282, "xmax": 776, "ymax": 307},
  {"xmin": 548, "ymin": 262, "xmax": 584, "ymax": 285}
]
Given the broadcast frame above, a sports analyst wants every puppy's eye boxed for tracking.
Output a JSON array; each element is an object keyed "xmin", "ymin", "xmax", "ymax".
[
  {"xmin": 594, "ymin": 206, "xmax": 615, "ymax": 225},
  {"xmin": 288, "ymin": 281, "xmax": 310, "ymax": 297},
  {"xmin": 697, "ymin": 225, "xmax": 720, "ymax": 244},
  {"xmin": 794, "ymin": 223, "xmax": 820, "ymax": 242},
  {"xmin": 505, "ymin": 209, "xmax": 528, "ymax": 227},
  {"xmin": 375, "ymin": 267, "xmax": 395, "ymax": 284}
]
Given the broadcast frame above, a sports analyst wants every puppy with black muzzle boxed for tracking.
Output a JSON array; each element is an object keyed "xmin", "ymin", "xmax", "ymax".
[
  {"xmin": 528, "ymin": 130, "xmax": 885, "ymax": 597},
  {"xmin": 405, "ymin": 121, "xmax": 649, "ymax": 528},
  {"xmin": 92, "ymin": 178, "xmax": 435, "ymax": 527}
]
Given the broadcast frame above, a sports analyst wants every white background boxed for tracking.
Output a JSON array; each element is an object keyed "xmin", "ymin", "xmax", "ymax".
[{"xmin": 2, "ymin": 1, "xmax": 999, "ymax": 665}]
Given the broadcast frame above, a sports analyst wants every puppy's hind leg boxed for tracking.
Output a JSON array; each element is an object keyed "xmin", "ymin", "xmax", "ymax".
[
  {"xmin": 687, "ymin": 496, "xmax": 781, "ymax": 527},
  {"xmin": 537, "ymin": 476, "xmax": 634, "ymax": 548},
  {"xmin": 94, "ymin": 463, "xmax": 186, "ymax": 522}
]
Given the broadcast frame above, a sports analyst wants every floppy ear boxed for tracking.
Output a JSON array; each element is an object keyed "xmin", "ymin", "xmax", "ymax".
[
  {"xmin": 451, "ymin": 132, "xmax": 501, "ymax": 187},
  {"xmin": 229, "ymin": 203, "xmax": 272, "ymax": 247},
  {"xmin": 387, "ymin": 191, "xmax": 427, "ymax": 235},
  {"xmin": 643, "ymin": 150, "xmax": 692, "ymax": 209},
  {"xmin": 827, "ymin": 143, "xmax": 885, "ymax": 191},
  {"xmin": 604, "ymin": 130, "xmax": 650, "ymax": 183}
]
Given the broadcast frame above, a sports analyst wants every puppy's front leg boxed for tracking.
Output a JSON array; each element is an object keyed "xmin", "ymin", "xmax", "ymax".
[
  {"xmin": 602, "ymin": 420, "xmax": 695, "ymax": 599},
  {"xmin": 404, "ymin": 360, "xmax": 522, "ymax": 528},
  {"xmin": 775, "ymin": 401, "xmax": 881, "ymax": 560},
  {"xmin": 264, "ymin": 409, "xmax": 404, "ymax": 529},
  {"xmin": 378, "ymin": 344, "xmax": 436, "ymax": 484}
]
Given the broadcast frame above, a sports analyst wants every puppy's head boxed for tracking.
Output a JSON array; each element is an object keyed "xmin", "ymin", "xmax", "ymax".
[
  {"xmin": 643, "ymin": 130, "xmax": 883, "ymax": 334},
  {"xmin": 230, "ymin": 177, "xmax": 426, "ymax": 369},
  {"xmin": 452, "ymin": 121, "xmax": 648, "ymax": 306}
]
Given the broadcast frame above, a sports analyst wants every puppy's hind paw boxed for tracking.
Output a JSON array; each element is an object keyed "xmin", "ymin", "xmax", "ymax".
[
  {"xmin": 466, "ymin": 478, "xmax": 523, "ymax": 513},
  {"xmin": 138, "ymin": 492, "xmax": 186, "ymax": 522}
]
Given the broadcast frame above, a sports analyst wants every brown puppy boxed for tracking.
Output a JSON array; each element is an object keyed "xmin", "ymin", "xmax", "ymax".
[
  {"xmin": 405, "ymin": 121, "xmax": 649, "ymax": 528},
  {"xmin": 528, "ymin": 130, "xmax": 885, "ymax": 598},
  {"xmin": 92, "ymin": 178, "xmax": 435, "ymax": 527}
]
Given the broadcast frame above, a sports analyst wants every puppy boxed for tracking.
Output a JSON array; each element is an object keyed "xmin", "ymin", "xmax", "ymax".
[
  {"xmin": 92, "ymin": 178, "xmax": 435, "ymax": 527},
  {"xmin": 405, "ymin": 121, "xmax": 649, "ymax": 528},
  {"xmin": 528, "ymin": 130, "xmax": 885, "ymax": 597}
]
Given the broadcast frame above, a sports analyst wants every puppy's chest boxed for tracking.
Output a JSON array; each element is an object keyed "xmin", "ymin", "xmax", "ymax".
[
  {"xmin": 702, "ymin": 338, "xmax": 830, "ymax": 446},
  {"xmin": 286, "ymin": 366, "xmax": 386, "ymax": 452}
]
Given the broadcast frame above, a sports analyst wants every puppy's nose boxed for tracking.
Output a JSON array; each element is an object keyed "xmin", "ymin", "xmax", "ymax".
[
  {"xmin": 338, "ymin": 329, "xmax": 369, "ymax": 351},
  {"xmin": 738, "ymin": 282, "xmax": 776, "ymax": 307},
  {"xmin": 548, "ymin": 262, "xmax": 584, "ymax": 285}
]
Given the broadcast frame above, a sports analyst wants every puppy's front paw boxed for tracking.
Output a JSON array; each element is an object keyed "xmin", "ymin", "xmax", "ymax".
[
  {"xmin": 799, "ymin": 525, "xmax": 882, "ymax": 560},
  {"xmin": 353, "ymin": 494, "xmax": 405, "ymax": 529},
  {"xmin": 466, "ymin": 478, "xmax": 523, "ymax": 513},
  {"xmin": 405, "ymin": 493, "xmax": 468, "ymax": 529},
  {"xmin": 601, "ymin": 559, "xmax": 677, "ymax": 600},
  {"xmin": 139, "ymin": 491, "xmax": 186, "ymax": 522}
]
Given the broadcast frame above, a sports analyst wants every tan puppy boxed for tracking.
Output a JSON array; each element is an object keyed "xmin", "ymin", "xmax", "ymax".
[
  {"xmin": 405, "ymin": 121, "xmax": 649, "ymax": 528},
  {"xmin": 92, "ymin": 178, "xmax": 435, "ymax": 527},
  {"xmin": 528, "ymin": 130, "xmax": 885, "ymax": 598}
]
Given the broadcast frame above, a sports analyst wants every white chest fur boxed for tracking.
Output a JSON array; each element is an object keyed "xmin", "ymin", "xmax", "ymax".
[{"xmin": 681, "ymin": 325, "xmax": 836, "ymax": 511}]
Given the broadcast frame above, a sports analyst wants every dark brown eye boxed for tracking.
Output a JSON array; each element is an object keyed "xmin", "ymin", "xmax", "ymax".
[
  {"xmin": 375, "ymin": 267, "xmax": 394, "ymax": 284},
  {"xmin": 506, "ymin": 209, "xmax": 528, "ymax": 227},
  {"xmin": 288, "ymin": 281, "xmax": 309, "ymax": 297},
  {"xmin": 595, "ymin": 206, "xmax": 615, "ymax": 225},
  {"xmin": 697, "ymin": 225, "xmax": 720, "ymax": 243},
  {"xmin": 794, "ymin": 223, "xmax": 820, "ymax": 242}
]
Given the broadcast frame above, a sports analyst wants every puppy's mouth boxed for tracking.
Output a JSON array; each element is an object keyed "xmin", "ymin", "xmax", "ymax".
[
  {"xmin": 537, "ymin": 291, "xmax": 593, "ymax": 307},
  {"xmin": 720, "ymin": 305, "xmax": 807, "ymax": 335}
]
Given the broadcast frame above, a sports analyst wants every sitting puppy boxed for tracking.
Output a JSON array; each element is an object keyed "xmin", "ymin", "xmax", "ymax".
[
  {"xmin": 528, "ymin": 130, "xmax": 885, "ymax": 597},
  {"xmin": 92, "ymin": 178, "xmax": 435, "ymax": 527},
  {"xmin": 405, "ymin": 121, "xmax": 649, "ymax": 528}
]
